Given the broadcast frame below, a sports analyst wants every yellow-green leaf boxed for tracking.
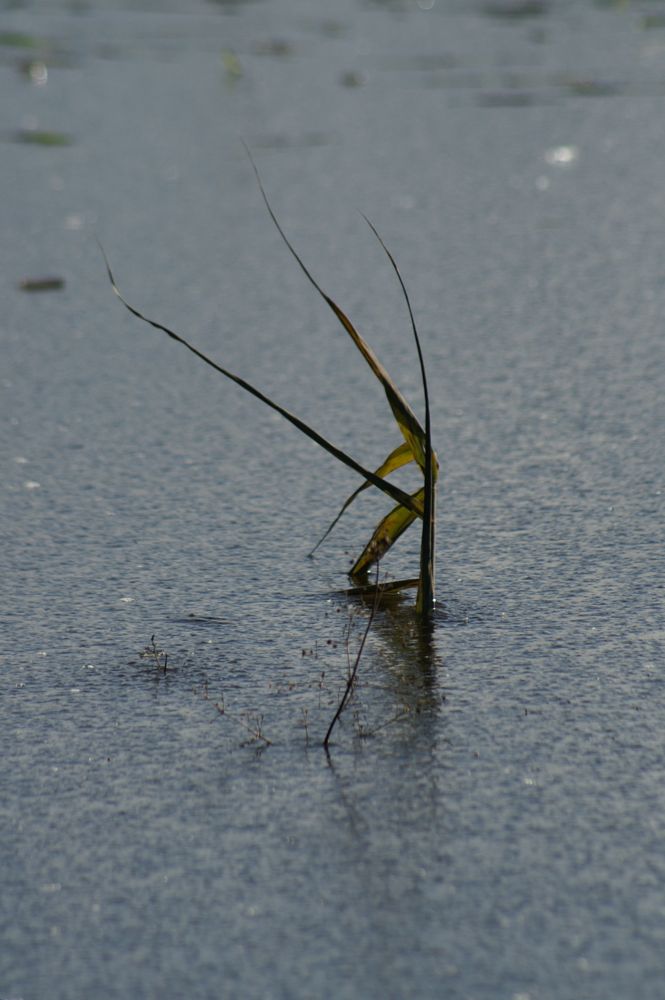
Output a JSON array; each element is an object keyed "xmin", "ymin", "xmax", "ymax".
[
  {"xmin": 310, "ymin": 440, "xmax": 415, "ymax": 555},
  {"xmin": 350, "ymin": 487, "xmax": 424, "ymax": 578}
]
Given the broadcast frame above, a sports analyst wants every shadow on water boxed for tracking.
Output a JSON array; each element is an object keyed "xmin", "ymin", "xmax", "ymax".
[
  {"xmin": 344, "ymin": 588, "xmax": 449, "ymax": 714},
  {"xmin": 167, "ymin": 583, "xmax": 454, "ymax": 749}
]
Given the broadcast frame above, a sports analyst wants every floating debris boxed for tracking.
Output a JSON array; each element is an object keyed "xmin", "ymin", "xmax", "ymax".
[
  {"xmin": 0, "ymin": 31, "xmax": 43, "ymax": 49},
  {"xmin": 483, "ymin": 1, "xmax": 548, "ymax": 18},
  {"xmin": 221, "ymin": 48, "xmax": 243, "ymax": 78},
  {"xmin": 340, "ymin": 70, "xmax": 367, "ymax": 88},
  {"xmin": 252, "ymin": 38, "xmax": 294, "ymax": 57},
  {"xmin": 19, "ymin": 276, "xmax": 66, "ymax": 292},
  {"xmin": 22, "ymin": 59, "xmax": 48, "ymax": 85},
  {"xmin": 643, "ymin": 14, "xmax": 665, "ymax": 30},
  {"xmin": 565, "ymin": 78, "xmax": 623, "ymax": 98},
  {"xmin": 14, "ymin": 128, "xmax": 73, "ymax": 146}
]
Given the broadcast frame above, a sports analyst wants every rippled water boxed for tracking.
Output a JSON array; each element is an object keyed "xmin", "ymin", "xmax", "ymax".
[{"xmin": 2, "ymin": 1, "xmax": 665, "ymax": 997}]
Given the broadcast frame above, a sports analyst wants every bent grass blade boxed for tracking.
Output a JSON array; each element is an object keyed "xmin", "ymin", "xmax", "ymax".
[
  {"xmin": 244, "ymin": 144, "xmax": 430, "ymax": 471},
  {"xmin": 98, "ymin": 243, "xmax": 419, "ymax": 517},
  {"xmin": 350, "ymin": 487, "xmax": 423, "ymax": 579},
  {"xmin": 360, "ymin": 215, "xmax": 437, "ymax": 616},
  {"xmin": 309, "ymin": 439, "xmax": 414, "ymax": 556}
]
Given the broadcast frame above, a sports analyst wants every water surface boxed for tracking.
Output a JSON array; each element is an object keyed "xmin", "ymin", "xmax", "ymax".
[{"xmin": 2, "ymin": 1, "xmax": 665, "ymax": 997}]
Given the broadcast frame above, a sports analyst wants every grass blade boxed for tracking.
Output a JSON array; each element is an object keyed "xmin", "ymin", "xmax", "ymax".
[
  {"xmin": 244, "ymin": 144, "xmax": 430, "ymax": 470},
  {"xmin": 360, "ymin": 216, "xmax": 437, "ymax": 616},
  {"xmin": 350, "ymin": 487, "xmax": 423, "ymax": 578},
  {"xmin": 309, "ymin": 439, "xmax": 414, "ymax": 556},
  {"xmin": 99, "ymin": 241, "xmax": 422, "ymax": 517},
  {"xmin": 323, "ymin": 564, "xmax": 381, "ymax": 748}
]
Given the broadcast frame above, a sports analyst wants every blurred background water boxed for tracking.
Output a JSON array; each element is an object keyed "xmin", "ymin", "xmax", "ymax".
[{"xmin": 2, "ymin": 0, "xmax": 665, "ymax": 997}]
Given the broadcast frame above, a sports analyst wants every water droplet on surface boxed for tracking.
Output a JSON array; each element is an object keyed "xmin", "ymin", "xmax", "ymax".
[
  {"xmin": 28, "ymin": 60, "xmax": 48, "ymax": 85},
  {"xmin": 64, "ymin": 213, "xmax": 84, "ymax": 231},
  {"xmin": 544, "ymin": 144, "xmax": 578, "ymax": 165}
]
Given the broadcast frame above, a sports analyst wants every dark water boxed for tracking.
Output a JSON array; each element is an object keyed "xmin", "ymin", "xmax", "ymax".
[{"xmin": 2, "ymin": 0, "xmax": 665, "ymax": 997}]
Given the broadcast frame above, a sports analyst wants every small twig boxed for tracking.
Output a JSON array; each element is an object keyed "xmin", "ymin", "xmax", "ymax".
[
  {"xmin": 200, "ymin": 684, "xmax": 272, "ymax": 747},
  {"xmin": 323, "ymin": 566, "xmax": 381, "ymax": 748},
  {"xmin": 357, "ymin": 707, "xmax": 412, "ymax": 740}
]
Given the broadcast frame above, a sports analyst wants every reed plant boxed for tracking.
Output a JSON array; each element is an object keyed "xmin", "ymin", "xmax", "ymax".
[{"xmin": 102, "ymin": 153, "xmax": 438, "ymax": 616}]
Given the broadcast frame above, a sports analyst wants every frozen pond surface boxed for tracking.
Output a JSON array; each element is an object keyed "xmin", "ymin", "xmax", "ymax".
[{"xmin": 2, "ymin": 0, "xmax": 665, "ymax": 997}]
